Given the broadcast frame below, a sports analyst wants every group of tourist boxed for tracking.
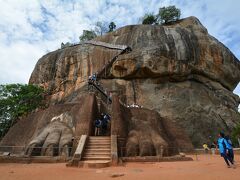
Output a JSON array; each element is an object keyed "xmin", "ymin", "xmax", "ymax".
[
  {"xmin": 88, "ymin": 73, "xmax": 96, "ymax": 91},
  {"xmin": 94, "ymin": 113, "xmax": 111, "ymax": 136},
  {"xmin": 202, "ymin": 142, "xmax": 217, "ymax": 154},
  {"xmin": 88, "ymin": 73, "xmax": 97, "ymax": 83},
  {"xmin": 217, "ymin": 132, "xmax": 235, "ymax": 168},
  {"xmin": 202, "ymin": 132, "xmax": 235, "ymax": 168},
  {"xmin": 127, "ymin": 103, "xmax": 143, "ymax": 108}
]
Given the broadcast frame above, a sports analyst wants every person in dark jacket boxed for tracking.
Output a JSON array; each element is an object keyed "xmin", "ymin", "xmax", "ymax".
[
  {"xmin": 94, "ymin": 119, "xmax": 102, "ymax": 136},
  {"xmin": 225, "ymin": 135, "xmax": 234, "ymax": 162},
  {"xmin": 101, "ymin": 113, "xmax": 111, "ymax": 135}
]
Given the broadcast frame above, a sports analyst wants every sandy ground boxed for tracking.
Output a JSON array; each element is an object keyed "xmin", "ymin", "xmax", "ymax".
[{"xmin": 0, "ymin": 155, "xmax": 239, "ymax": 180}]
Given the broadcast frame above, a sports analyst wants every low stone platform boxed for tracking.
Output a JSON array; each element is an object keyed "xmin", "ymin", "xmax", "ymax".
[
  {"xmin": 78, "ymin": 160, "xmax": 111, "ymax": 168},
  {"xmin": 121, "ymin": 155, "xmax": 193, "ymax": 162},
  {"xmin": 189, "ymin": 148, "xmax": 240, "ymax": 155},
  {"xmin": 0, "ymin": 156, "xmax": 67, "ymax": 163}
]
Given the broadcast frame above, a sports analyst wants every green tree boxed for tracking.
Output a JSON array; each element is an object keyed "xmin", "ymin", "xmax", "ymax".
[
  {"xmin": 79, "ymin": 30, "xmax": 97, "ymax": 42},
  {"xmin": 157, "ymin": 5, "xmax": 181, "ymax": 24},
  {"xmin": 232, "ymin": 123, "xmax": 240, "ymax": 147},
  {"xmin": 142, "ymin": 13, "xmax": 157, "ymax": 25},
  {"xmin": 108, "ymin": 22, "xmax": 116, "ymax": 32},
  {"xmin": 61, "ymin": 42, "xmax": 72, "ymax": 49},
  {"xmin": 0, "ymin": 84, "xmax": 45, "ymax": 138}
]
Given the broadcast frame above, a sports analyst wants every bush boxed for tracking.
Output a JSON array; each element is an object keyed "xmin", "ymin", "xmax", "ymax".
[
  {"xmin": 108, "ymin": 22, "xmax": 116, "ymax": 32},
  {"xmin": 0, "ymin": 84, "xmax": 46, "ymax": 138},
  {"xmin": 231, "ymin": 123, "xmax": 240, "ymax": 147},
  {"xmin": 79, "ymin": 30, "xmax": 97, "ymax": 42},
  {"xmin": 61, "ymin": 42, "xmax": 72, "ymax": 49},
  {"xmin": 157, "ymin": 5, "xmax": 181, "ymax": 24},
  {"xmin": 142, "ymin": 13, "xmax": 157, "ymax": 25}
]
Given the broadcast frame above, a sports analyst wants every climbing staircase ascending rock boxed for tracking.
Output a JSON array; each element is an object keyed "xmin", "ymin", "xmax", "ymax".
[
  {"xmin": 85, "ymin": 40, "xmax": 131, "ymax": 78},
  {"xmin": 89, "ymin": 81, "xmax": 112, "ymax": 104},
  {"xmin": 79, "ymin": 136, "xmax": 111, "ymax": 168}
]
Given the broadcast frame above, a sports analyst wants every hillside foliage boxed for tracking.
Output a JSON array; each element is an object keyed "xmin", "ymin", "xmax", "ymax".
[{"xmin": 0, "ymin": 84, "xmax": 45, "ymax": 138}]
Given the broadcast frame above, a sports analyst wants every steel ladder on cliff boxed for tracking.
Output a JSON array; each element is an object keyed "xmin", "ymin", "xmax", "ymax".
[
  {"xmin": 86, "ymin": 40, "xmax": 132, "ymax": 103},
  {"xmin": 88, "ymin": 80, "xmax": 112, "ymax": 104}
]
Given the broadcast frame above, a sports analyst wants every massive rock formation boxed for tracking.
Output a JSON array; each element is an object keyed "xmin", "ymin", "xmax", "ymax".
[{"xmin": 1, "ymin": 16, "xmax": 240, "ymax": 157}]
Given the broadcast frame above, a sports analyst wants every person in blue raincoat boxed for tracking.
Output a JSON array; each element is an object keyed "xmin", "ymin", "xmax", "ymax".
[{"xmin": 217, "ymin": 132, "xmax": 234, "ymax": 168}]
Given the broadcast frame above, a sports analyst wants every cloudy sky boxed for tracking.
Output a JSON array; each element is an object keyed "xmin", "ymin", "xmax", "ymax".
[{"xmin": 0, "ymin": 0, "xmax": 239, "ymax": 94}]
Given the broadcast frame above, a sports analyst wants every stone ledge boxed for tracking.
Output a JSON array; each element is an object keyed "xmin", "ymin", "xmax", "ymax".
[
  {"xmin": 121, "ymin": 155, "xmax": 193, "ymax": 162},
  {"xmin": 0, "ymin": 156, "xmax": 67, "ymax": 163}
]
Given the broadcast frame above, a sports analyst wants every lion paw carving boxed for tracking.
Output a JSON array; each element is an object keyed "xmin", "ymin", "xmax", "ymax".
[
  {"xmin": 26, "ymin": 112, "xmax": 74, "ymax": 157},
  {"xmin": 126, "ymin": 108, "xmax": 169, "ymax": 157}
]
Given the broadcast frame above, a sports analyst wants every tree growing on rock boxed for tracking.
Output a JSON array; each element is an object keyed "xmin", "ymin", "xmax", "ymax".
[
  {"xmin": 61, "ymin": 42, "xmax": 72, "ymax": 49},
  {"xmin": 157, "ymin": 5, "xmax": 181, "ymax": 24},
  {"xmin": 0, "ymin": 84, "xmax": 45, "ymax": 138},
  {"xmin": 232, "ymin": 123, "xmax": 240, "ymax": 147},
  {"xmin": 79, "ymin": 30, "xmax": 97, "ymax": 42},
  {"xmin": 142, "ymin": 13, "xmax": 157, "ymax": 25},
  {"xmin": 108, "ymin": 22, "xmax": 116, "ymax": 32}
]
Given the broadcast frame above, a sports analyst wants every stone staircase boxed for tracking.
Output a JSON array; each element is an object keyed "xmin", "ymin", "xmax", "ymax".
[{"xmin": 79, "ymin": 136, "xmax": 111, "ymax": 168}]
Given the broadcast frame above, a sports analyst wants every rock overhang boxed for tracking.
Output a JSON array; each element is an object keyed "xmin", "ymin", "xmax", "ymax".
[{"xmin": 93, "ymin": 17, "xmax": 240, "ymax": 91}]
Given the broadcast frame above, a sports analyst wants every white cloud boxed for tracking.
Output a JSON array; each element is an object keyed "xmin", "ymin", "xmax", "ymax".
[
  {"xmin": 0, "ymin": 0, "xmax": 239, "ymax": 94},
  {"xmin": 0, "ymin": 41, "xmax": 45, "ymax": 84}
]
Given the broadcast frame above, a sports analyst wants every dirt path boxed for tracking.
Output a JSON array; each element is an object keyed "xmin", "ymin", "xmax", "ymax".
[{"xmin": 0, "ymin": 155, "xmax": 239, "ymax": 180}]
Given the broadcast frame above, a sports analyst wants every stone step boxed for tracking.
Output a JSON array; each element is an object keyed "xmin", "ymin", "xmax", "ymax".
[
  {"xmin": 86, "ymin": 143, "xmax": 110, "ymax": 145},
  {"xmin": 88, "ymin": 141, "xmax": 110, "ymax": 144},
  {"xmin": 88, "ymin": 136, "xmax": 111, "ymax": 141},
  {"xmin": 84, "ymin": 149, "xmax": 111, "ymax": 154},
  {"xmin": 79, "ymin": 136, "xmax": 111, "ymax": 165},
  {"xmin": 84, "ymin": 154, "xmax": 111, "ymax": 157},
  {"xmin": 89, "ymin": 137, "xmax": 110, "ymax": 140},
  {"xmin": 88, "ymin": 142, "xmax": 110, "ymax": 145},
  {"xmin": 88, "ymin": 140, "xmax": 110, "ymax": 142},
  {"xmin": 79, "ymin": 160, "xmax": 111, "ymax": 168},
  {"xmin": 86, "ymin": 145, "xmax": 110, "ymax": 148},
  {"xmin": 85, "ymin": 148, "xmax": 110, "ymax": 151},
  {"xmin": 89, "ymin": 136, "xmax": 110, "ymax": 138},
  {"xmin": 85, "ymin": 146, "xmax": 111, "ymax": 151},
  {"xmin": 87, "ymin": 144, "xmax": 110, "ymax": 147},
  {"xmin": 82, "ymin": 156, "xmax": 111, "ymax": 160},
  {"xmin": 86, "ymin": 144, "xmax": 110, "ymax": 148},
  {"xmin": 84, "ymin": 152, "xmax": 110, "ymax": 156},
  {"xmin": 88, "ymin": 139, "xmax": 110, "ymax": 142}
]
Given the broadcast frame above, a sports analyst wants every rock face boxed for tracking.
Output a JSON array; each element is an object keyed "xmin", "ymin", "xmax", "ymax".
[{"xmin": 1, "ymin": 16, "xmax": 240, "ymax": 156}]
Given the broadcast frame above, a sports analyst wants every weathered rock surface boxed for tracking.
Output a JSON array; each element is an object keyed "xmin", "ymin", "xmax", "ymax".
[{"xmin": 1, "ymin": 17, "xmax": 240, "ymax": 156}]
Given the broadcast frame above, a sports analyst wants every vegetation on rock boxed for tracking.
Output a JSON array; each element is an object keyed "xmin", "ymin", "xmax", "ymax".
[
  {"xmin": 232, "ymin": 123, "xmax": 240, "ymax": 147},
  {"xmin": 79, "ymin": 30, "xmax": 97, "ymax": 42},
  {"xmin": 157, "ymin": 5, "xmax": 181, "ymax": 24},
  {"xmin": 108, "ymin": 22, "xmax": 116, "ymax": 32},
  {"xmin": 0, "ymin": 84, "xmax": 45, "ymax": 138},
  {"xmin": 142, "ymin": 13, "xmax": 157, "ymax": 24},
  {"xmin": 61, "ymin": 42, "xmax": 72, "ymax": 48},
  {"xmin": 79, "ymin": 21, "xmax": 116, "ymax": 43}
]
